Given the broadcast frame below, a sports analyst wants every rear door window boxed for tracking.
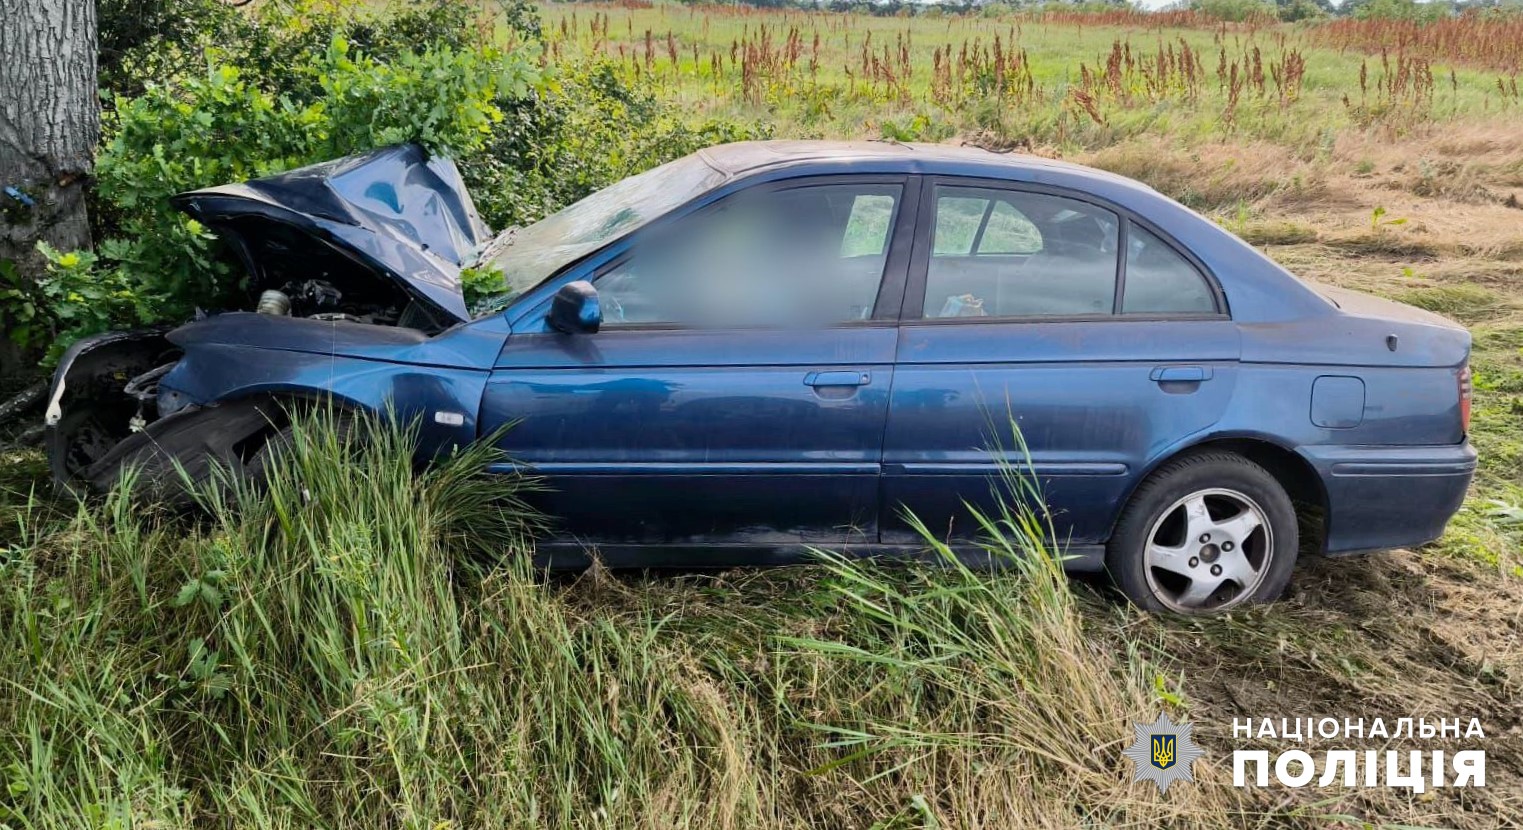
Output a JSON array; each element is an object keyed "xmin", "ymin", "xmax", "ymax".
[{"xmin": 922, "ymin": 186, "xmax": 1120, "ymax": 318}]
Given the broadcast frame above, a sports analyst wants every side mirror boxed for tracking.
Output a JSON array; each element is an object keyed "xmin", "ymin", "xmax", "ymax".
[{"xmin": 547, "ymin": 280, "xmax": 602, "ymax": 334}]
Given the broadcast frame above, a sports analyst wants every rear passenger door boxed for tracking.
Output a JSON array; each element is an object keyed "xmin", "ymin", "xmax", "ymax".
[{"xmin": 883, "ymin": 178, "xmax": 1241, "ymax": 547}]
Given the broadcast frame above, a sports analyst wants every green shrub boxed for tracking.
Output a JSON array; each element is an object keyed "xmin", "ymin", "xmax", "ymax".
[
  {"xmin": 0, "ymin": 0, "xmax": 542, "ymax": 360},
  {"xmin": 468, "ymin": 61, "xmax": 770, "ymax": 231},
  {"xmin": 0, "ymin": 260, "xmax": 42, "ymax": 351},
  {"xmin": 97, "ymin": 0, "xmax": 532, "ymax": 100},
  {"xmin": 1350, "ymin": 0, "xmax": 1453, "ymax": 21},
  {"xmin": 27, "ymin": 39, "xmax": 538, "ymax": 357},
  {"xmin": 1277, "ymin": 0, "xmax": 1330, "ymax": 21},
  {"xmin": 97, "ymin": 0, "xmax": 246, "ymax": 98},
  {"xmin": 1192, "ymin": 0, "xmax": 1279, "ymax": 22},
  {"xmin": 11, "ymin": 0, "xmax": 766, "ymax": 364}
]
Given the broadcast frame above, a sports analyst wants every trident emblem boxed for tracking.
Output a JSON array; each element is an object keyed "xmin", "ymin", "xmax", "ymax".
[
  {"xmin": 1151, "ymin": 734, "xmax": 1176, "ymax": 770},
  {"xmin": 1125, "ymin": 714, "xmax": 1200, "ymax": 792}
]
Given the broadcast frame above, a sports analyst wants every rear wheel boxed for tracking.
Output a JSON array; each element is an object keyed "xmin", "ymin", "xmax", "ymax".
[{"xmin": 1106, "ymin": 452, "xmax": 1298, "ymax": 614}]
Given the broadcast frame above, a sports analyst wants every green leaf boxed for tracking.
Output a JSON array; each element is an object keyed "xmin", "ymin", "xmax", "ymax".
[{"xmin": 173, "ymin": 580, "xmax": 200, "ymax": 608}]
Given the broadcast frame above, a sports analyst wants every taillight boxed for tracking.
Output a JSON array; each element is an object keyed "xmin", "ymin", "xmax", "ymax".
[{"xmin": 1458, "ymin": 364, "xmax": 1472, "ymax": 435}]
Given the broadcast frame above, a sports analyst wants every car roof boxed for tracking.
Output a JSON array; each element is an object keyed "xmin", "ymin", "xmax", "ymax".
[{"xmin": 694, "ymin": 140, "xmax": 1146, "ymax": 191}]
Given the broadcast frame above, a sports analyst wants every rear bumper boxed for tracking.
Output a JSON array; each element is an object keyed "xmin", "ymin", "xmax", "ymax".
[{"xmin": 1301, "ymin": 443, "xmax": 1476, "ymax": 554}]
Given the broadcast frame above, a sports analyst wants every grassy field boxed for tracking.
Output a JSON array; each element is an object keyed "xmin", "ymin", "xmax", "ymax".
[
  {"xmin": 535, "ymin": 4, "xmax": 1521, "ymax": 145},
  {"xmin": 1, "ymin": 3, "xmax": 1522, "ymax": 827}
]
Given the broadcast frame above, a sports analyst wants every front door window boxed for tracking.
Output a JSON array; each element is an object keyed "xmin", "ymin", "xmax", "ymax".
[{"xmin": 595, "ymin": 183, "xmax": 904, "ymax": 328}]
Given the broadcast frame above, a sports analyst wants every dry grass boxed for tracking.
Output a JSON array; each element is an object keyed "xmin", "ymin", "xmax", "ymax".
[
  {"xmin": 1314, "ymin": 14, "xmax": 1523, "ymax": 74},
  {"xmin": 1086, "ymin": 139, "xmax": 1329, "ymax": 210},
  {"xmin": 1079, "ymin": 122, "xmax": 1523, "ymax": 268},
  {"xmin": 1161, "ymin": 550, "xmax": 1523, "ymax": 824}
]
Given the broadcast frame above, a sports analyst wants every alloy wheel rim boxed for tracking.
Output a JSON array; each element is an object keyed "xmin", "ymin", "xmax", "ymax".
[{"xmin": 1142, "ymin": 487, "xmax": 1273, "ymax": 613}]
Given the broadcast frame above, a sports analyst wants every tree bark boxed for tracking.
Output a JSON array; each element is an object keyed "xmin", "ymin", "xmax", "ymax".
[{"xmin": 0, "ymin": 0, "xmax": 99, "ymax": 377}]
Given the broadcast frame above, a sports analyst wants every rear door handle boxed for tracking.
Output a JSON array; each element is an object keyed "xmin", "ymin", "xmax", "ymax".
[
  {"xmin": 1150, "ymin": 366, "xmax": 1212, "ymax": 383},
  {"xmin": 805, "ymin": 370, "xmax": 871, "ymax": 387}
]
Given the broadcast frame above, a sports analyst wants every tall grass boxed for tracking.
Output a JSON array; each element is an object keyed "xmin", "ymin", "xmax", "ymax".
[
  {"xmin": 778, "ymin": 462, "xmax": 1244, "ymax": 826},
  {"xmin": 1314, "ymin": 14, "xmax": 1523, "ymax": 74},
  {"xmin": 0, "ymin": 412, "xmax": 1284, "ymax": 827}
]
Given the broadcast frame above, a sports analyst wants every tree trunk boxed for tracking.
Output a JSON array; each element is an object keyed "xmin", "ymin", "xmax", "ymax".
[{"xmin": 0, "ymin": 0, "xmax": 98, "ymax": 379}]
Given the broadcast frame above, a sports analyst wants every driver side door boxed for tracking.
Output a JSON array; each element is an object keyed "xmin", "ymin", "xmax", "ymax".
[{"xmin": 481, "ymin": 176, "xmax": 919, "ymax": 563}]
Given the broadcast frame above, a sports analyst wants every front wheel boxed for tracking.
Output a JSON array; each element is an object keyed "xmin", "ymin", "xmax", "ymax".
[{"xmin": 1106, "ymin": 452, "xmax": 1298, "ymax": 614}]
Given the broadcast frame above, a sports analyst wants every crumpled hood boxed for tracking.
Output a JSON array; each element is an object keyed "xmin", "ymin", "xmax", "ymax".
[{"xmin": 172, "ymin": 143, "xmax": 489, "ymax": 323}]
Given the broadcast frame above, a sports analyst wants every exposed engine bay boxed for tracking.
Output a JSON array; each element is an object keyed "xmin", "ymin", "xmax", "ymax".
[
  {"xmin": 42, "ymin": 278, "xmax": 436, "ymax": 486},
  {"xmin": 213, "ymin": 217, "xmax": 456, "ymax": 332},
  {"xmin": 44, "ymin": 143, "xmax": 490, "ymax": 489},
  {"xmin": 248, "ymin": 275, "xmax": 448, "ymax": 330}
]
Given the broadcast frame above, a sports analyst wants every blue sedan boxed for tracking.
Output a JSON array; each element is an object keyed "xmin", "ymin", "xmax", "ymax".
[{"xmin": 45, "ymin": 141, "xmax": 1476, "ymax": 613}]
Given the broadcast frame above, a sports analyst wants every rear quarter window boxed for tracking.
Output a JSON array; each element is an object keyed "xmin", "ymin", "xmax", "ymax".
[{"xmin": 1122, "ymin": 226, "xmax": 1216, "ymax": 314}]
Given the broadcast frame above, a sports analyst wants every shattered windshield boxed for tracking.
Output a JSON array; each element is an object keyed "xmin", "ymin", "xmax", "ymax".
[{"xmin": 475, "ymin": 153, "xmax": 730, "ymax": 315}]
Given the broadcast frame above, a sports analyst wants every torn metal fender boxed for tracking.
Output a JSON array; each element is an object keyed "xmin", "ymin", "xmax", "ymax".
[
  {"xmin": 44, "ymin": 328, "xmax": 173, "ymax": 427},
  {"xmin": 45, "ymin": 328, "xmax": 179, "ymax": 484},
  {"xmin": 153, "ymin": 313, "xmax": 511, "ymax": 462},
  {"xmin": 157, "ymin": 343, "xmax": 490, "ymax": 461}
]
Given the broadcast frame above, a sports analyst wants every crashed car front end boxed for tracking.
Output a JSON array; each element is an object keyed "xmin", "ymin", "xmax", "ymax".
[
  {"xmin": 45, "ymin": 316, "xmax": 507, "ymax": 496},
  {"xmin": 44, "ymin": 143, "xmax": 493, "ymax": 492}
]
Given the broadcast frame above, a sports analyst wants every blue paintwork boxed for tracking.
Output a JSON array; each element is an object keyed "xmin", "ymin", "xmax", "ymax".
[
  {"xmin": 173, "ymin": 144, "xmax": 490, "ymax": 323},
  {"xmin": 149, "ymin": 141, "xmax": 1476, "ymax": 563},
  {"xmin": 1310, "ymin": 376, "xmax": 1366, "ymax": 429},
  {"xmin": 483, "ymin": 326, "xmax": 895, "ymax": 546}
]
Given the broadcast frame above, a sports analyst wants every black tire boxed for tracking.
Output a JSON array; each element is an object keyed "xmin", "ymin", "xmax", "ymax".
[
  {"xmin": 76, "ymin": 400, "xmax": 281, "ymax": 506},
  {"xmin": 49, "ymin": 406, "xmax": 126, "ymax": 495},
  {"xmin": 244, "ymin": 425, "xmax": 295, "ymax": 487},
  {"xmin": 1106, "ymin": 451, "xmax": 1298, "ymax": 614},
  {"xmin": 245, "ymin": 408, "xmax": 360, "ymax": 487}
]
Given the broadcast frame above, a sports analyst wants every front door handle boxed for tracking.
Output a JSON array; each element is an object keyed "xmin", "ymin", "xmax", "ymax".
[
  {"xmin": 804, "ymin": 370, "xmax": 871, "ymax": 387},
  {"xmin": 1150, "ymin": 366, "xmax": 1212, "ymax": 383}
]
